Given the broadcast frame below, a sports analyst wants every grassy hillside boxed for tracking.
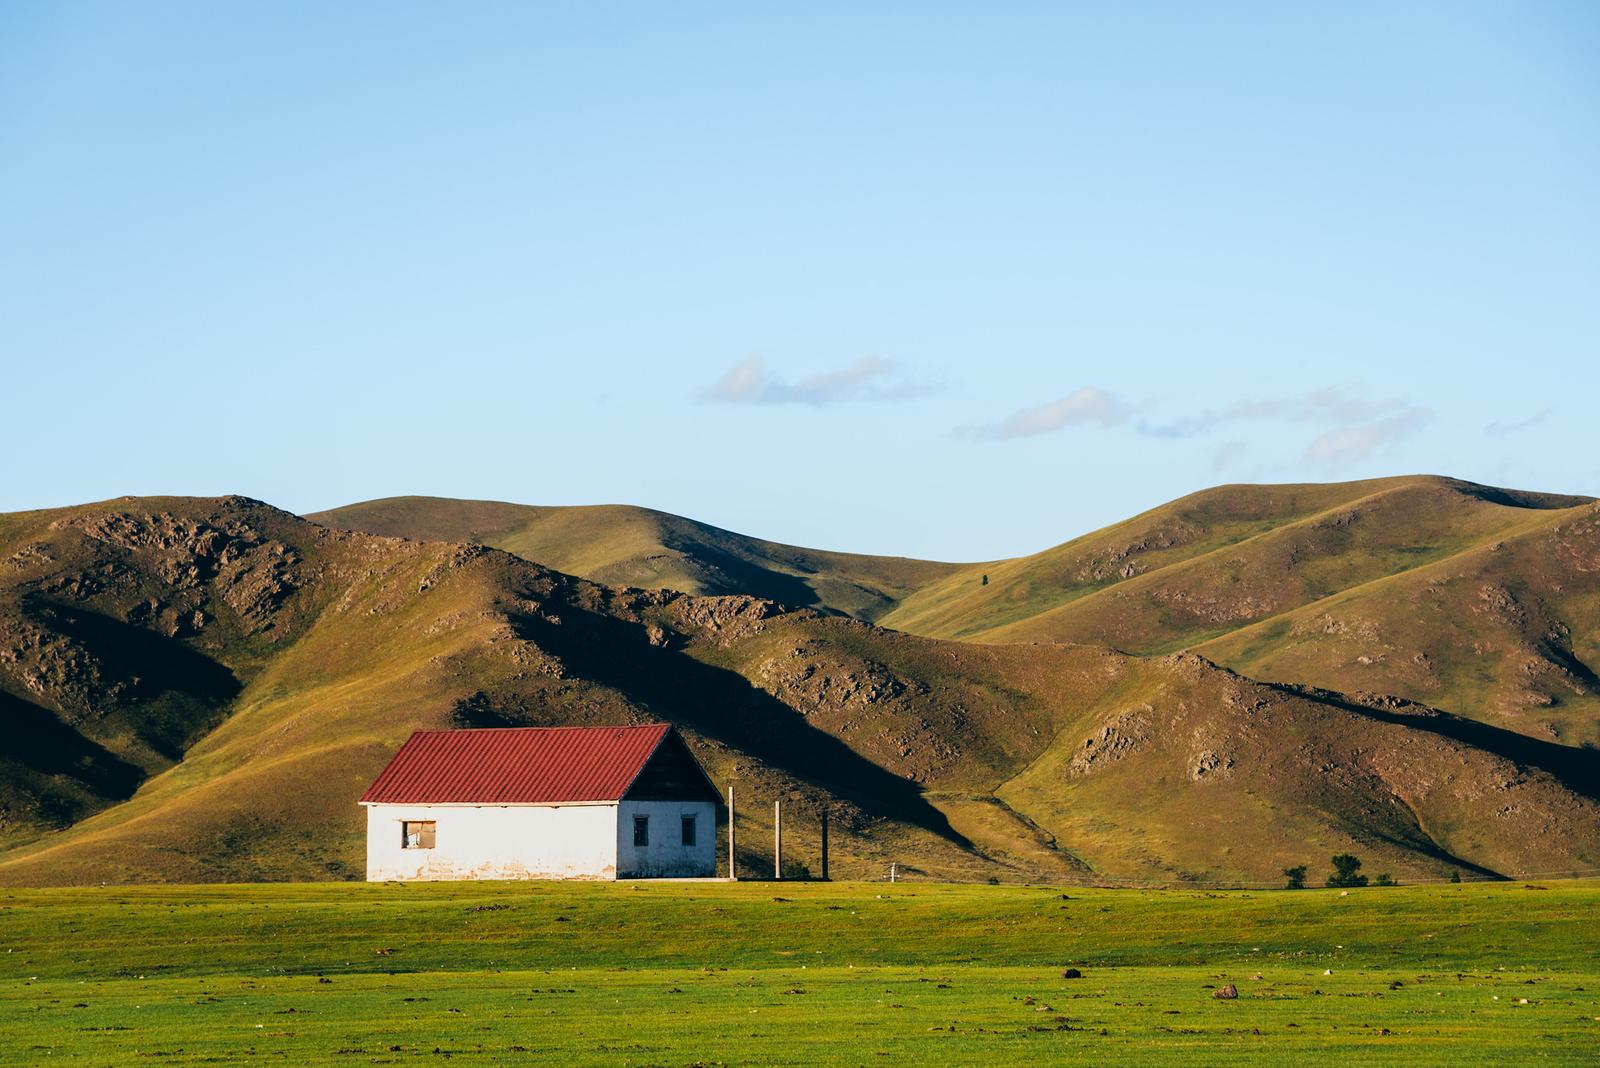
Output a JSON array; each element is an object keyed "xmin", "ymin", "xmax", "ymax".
[
  {"xmin": 877, "ymin": 476, "xmax": 1600, "ymax": 748},
  {"xmin": 881, "ymin": 478, "xmax": 1412, "ymax": 639},
  {"xmin": 2, "ymin": 496, "xmax": 1597, "ymax": 887},
  {"xmin": 881, "ymin": 476, "xmax": 1590, "ymax": 645},
  {"xmin": 4, "ymin": 880, "xmax": 1598, "ymax": 1065},
  {"xmin": 0, "ymin": 497, "xmax": 338, "ymax": 846},
  {"xmin": 1199, "ymin": 500, "xmax": 1600, "ymax": 748},
  {"xmin": 309, "ymin": 496, "xmax": 961, "ymax": 622}
]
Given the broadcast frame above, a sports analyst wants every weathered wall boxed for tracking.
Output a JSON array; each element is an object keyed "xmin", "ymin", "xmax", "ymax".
[
  {"xmin": 364, "ymin": 803, "xmax": 618, "ymax": 881},
  {"xmin": 616, "ymin": 799, "xmax": 717, "ymax": 877}
]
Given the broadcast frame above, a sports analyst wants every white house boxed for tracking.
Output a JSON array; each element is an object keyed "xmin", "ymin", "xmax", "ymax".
[{"xmin": 360, "ymin": 723, "xmax": 721, "ymax": 881}]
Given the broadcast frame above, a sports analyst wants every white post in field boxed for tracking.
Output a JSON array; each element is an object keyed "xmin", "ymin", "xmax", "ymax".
[{"xmin": 727, "ymin": 785, "xmax": 736, "ymax": 881}]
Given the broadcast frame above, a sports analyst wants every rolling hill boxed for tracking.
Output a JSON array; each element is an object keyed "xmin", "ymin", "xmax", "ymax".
[
  {"xmin": 2, "ymin": 494, "xmax": 1597, "ymax": 887},
  {"xmin": 318, "ymin": 478, "xmax": 1600, "ymax": 748},
  {"xmin": 1197, "ymin": 499, "xmax": 1600, "ymax": 747},
  {"xmin": 924, "ymin": 476, "xmax": 1600, "ymax": 748},
  {"xmin": 309, "ymin": 497, "xmax": 961, "ymax": 623},
  {"xmin": 879, "ymin": 476, "xmax": 1590, "ymax": 644}
]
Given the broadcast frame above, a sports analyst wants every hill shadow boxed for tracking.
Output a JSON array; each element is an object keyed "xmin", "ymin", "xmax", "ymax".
[
  {"xmin": 659, "ymin": 533, "xmax": 825, "ymax": 610},
  {"xmin": 1452, "ymin": 480, "xmax": 1595, "ymax": 511},
  {"xmin": 506, "ymin": 602, "xmax": 971, "ymax": 849},
  {"xmin": 22, "ymin": 598, "xmax": 241, "ymax": 760},
  {"xmin": 0, "ymin": 689, "xmax": 145, "ymax": 802},
  {"xmin": 1276, "ymin": 683, "xmax": 1600, "ymax": 800}
]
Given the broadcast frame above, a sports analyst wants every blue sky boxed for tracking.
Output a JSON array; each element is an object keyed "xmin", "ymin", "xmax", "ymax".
[{"xmin": 3, "ymin": 2, "xmax": 1596, "ymax": 560}]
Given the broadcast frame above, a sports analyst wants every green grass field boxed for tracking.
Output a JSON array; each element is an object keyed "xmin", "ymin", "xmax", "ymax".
[{"xmin": 4, "ymin": 880, "xmax": 1598, "ymax": 1065}]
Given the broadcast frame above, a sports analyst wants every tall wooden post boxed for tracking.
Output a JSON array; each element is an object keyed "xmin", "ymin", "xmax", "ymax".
[
  {"xmin": 774, "ymin": 800, "xmax": 782, "ymax": 879},
  {"xmin": 727, "ymin": 785, "xmax": 736, "ymax": 881},
  {"xmin": 820, "ymin": 807, "xmax": 829, "ymax": 881}
]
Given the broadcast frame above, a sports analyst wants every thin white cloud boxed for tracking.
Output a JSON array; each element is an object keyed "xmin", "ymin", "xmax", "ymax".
[
  {"xmin": 970, "ymin": 387, "xmax": 1129, "ymax": 440},
  {"xmin": 702, "ymin": 358, "xmax": 769, "ymax": 404},
  {"xmin": 1139, "ymin": 386, "xmax": 1410, "ymax": 439},
  {"xmin": 700, "ymin": 356, "xmax": 933, "ymax": 407},
  {"xmin": 1484, "ymin": 407, "xmax": 1553, "ymax": 437},
  {"xmin": 1303, "ymin": 407, "xmax": 1432, "ymax": 467},
  {"xmin": 964, "ymin": 382, "xmax": 1433, "ymax": 468}
]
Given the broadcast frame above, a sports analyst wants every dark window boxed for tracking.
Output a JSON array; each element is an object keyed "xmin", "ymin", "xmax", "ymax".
[
  {"xmin": 681, "ymin": 814, "xmax": 696, "ymax": 846},
  {"xmin": 401, "ymin": 820, "xmax": 436, "ymax": 849},
  {"xmin": 633, "ymin": 814, "xmax": 649, "ymax": 847}
]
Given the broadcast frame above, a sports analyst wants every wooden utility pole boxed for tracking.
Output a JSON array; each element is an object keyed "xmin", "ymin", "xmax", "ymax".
[
  {"xmin": 774, "ymin": 800, "xmax": 782, "ymax": 879},
  {"xmin": 727, "ymin": 785, "xmax": 736, "ymax": 881},
  {"xmin": 820, "ymin": 807, "xmax": 829, "ymax": 881}
]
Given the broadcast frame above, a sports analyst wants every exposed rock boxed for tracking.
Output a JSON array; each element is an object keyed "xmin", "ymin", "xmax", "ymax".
[
  {"xmin": 668, "ymin": 594, "xmax": 784, "ymax": 642},
  {"xmin": 1075, "ymin": 523, "xmax": 1200, "ymax": 582},
  {"xmin": 1069, "ymin": 705, "xmax": 1152, "ymax": 777},
  {"xmin": 1191, "ymin": 750, "xmax": 1235, "ymax": 781}
]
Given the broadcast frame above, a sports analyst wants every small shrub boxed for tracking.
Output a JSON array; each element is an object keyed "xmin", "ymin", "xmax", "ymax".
[
  {"xmin": 1373, "ymin": 873, "xmax": 1396, "ymax": 887},
  {"xmin": 1283, "ymin": 865, "xmax": 1307, "ymax": 890},
  {"xmin": 981, "ymin": 574, "xmax": 989, "ymax": 586},
  {"xmin": 986, "ymin": 876, "xmax": 1001, "ymax": 885},
  {"xmin": 1449, "ymin": 870, "xmax": 1462, "ymax": 883},
  {"xmin": 780, "ymin": 860, "xmax": 812, "ymax": 880},
  {"xmin": 1325, "ymin": 854, "xmax": 1368, "ymax": 888}
]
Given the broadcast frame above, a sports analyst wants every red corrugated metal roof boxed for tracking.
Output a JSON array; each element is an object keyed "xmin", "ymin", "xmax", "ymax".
[{"xmin": 360, "ymin": 723, "xmax": 674, "ymax": 805}]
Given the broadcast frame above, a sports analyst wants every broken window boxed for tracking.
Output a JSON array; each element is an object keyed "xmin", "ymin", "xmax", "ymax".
[
  {"xmin": 401, "ymin": 820, "xmax": 436, "ymax": 849},
  {"xmin": 681, "ymin": 814, "xmax": 696, "ymax": 846},
  {"xmin": 633, "ymin": 814, "xmax": 649, "ymax": 847}
]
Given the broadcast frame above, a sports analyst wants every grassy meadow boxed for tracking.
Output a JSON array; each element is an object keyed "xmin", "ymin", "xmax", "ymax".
[{"xmin": 3, "ymin": 879, "xmax": 1598, "ymax": 1065}]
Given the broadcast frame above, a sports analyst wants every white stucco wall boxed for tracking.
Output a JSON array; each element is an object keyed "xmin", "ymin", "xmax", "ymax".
[
  {"xmin": 364, "ymin": 802, "xmax": 619, "ymax": 881},
  {"xmin": 616, "ymin": 799, "xmax": 717, "ymax": 878}
]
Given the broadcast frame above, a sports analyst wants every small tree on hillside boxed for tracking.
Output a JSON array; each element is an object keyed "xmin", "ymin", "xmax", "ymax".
[
  {"xmin": 1283, "ymin": 865, "xmax": 1307, "ymax": 890},
  {"xmin": 1373, "ymin": 872, "xmax": 1396, "ymax": 886},
  {"xmin": 1325, "ymin": 854, "xmax": 1368, "ymax": 888}
]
